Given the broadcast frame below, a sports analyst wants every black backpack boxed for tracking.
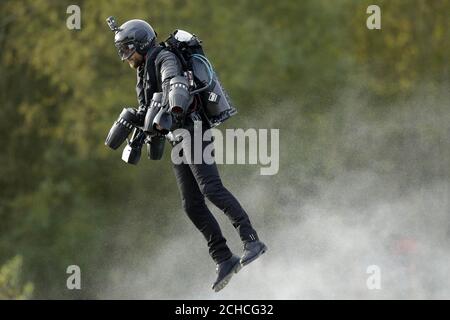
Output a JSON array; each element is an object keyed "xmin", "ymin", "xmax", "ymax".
[{"xmin": 162, "ymin": 30, "xmax": 237, "ymax": 127}]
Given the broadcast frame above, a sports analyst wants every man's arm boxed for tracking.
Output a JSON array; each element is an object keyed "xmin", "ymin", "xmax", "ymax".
[{"xmin": 155, "ymin": 50, "xmax": 184, "ymax": 107}]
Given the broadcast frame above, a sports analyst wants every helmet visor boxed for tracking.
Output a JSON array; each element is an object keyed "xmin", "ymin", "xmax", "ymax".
[{"xmin": 115, "ymin": 41, "xmax": 136, "ymax": 61}]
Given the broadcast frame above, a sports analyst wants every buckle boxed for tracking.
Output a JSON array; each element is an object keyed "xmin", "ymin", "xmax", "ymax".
[{"xmin": 189, "ymin": 111, "xmax": 202, "ymax": 123}]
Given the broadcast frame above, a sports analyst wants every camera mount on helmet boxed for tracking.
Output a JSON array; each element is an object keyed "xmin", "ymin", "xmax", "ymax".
[{"xmin": 106, "ymin": 16, "xmax": 121, "ymax": 33}]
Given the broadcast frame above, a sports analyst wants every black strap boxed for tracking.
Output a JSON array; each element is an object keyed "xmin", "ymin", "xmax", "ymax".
[{"xmin": 143, "ymin": 45, "xmax": 165, "ymax": 103}]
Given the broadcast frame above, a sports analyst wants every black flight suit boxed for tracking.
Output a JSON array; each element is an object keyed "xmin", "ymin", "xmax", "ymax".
[{"xmin": 136, "ymin": 45, "xmax": 259, "ymax": 264}]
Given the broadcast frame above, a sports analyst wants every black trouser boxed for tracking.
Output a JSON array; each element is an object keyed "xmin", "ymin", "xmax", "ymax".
[{"xmin": 171, "ymin": 120, "xmax": 259, "ymax": 264}]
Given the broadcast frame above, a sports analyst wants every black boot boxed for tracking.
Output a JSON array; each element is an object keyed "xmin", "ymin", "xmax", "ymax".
[
  {"xmin": 240, "ymin": 240, "xmax": 268, "ymax": 267},
  {"xmin": 212, "ymin": 254, "xmax": 242, "ymax": 292}
]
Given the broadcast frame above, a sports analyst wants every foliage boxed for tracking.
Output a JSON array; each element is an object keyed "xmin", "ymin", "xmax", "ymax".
[{"xmin": 0, "ymin": 256, "xmax": 34, "ymax": 299}]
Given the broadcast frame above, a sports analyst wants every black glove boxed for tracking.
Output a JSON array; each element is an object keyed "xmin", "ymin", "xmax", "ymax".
[{"xmin": 134, "ymin": 106, "xmax": 147, "ymax": 128}]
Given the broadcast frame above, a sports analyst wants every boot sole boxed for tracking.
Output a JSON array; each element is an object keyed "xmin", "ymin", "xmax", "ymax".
[
  {"xmin": 240, "ymin": 244, "xmax": 268, "ymax": 267},
  {"xmin": 213, "ymin": 259, "xmax": 242, "ymax": 292}
]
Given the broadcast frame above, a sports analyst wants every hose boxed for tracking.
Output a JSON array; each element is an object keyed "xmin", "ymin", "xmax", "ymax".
[{"xmin": 190, "ymin": 54, "xmax": 215, "ymax": 95}]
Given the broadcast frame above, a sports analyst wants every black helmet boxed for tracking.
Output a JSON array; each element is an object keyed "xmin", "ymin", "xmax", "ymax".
[{"xmin": 107, "ymin": 17, "xmax": 157, "ymax": 60}]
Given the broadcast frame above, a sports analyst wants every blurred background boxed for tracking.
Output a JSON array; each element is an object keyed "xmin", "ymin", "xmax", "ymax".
[{"xmin": 0, "ymin": 0, "xmax": 449, "ymax": 299}]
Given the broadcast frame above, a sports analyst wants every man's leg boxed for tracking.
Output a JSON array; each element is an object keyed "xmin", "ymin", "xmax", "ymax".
[
  {"xmin": 185, "ymin": 137, "xmax": 260, "ymax": 243},
  {"xmin": 172, "ymin": 161, "xmax": 233, "ymax": 264}
]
